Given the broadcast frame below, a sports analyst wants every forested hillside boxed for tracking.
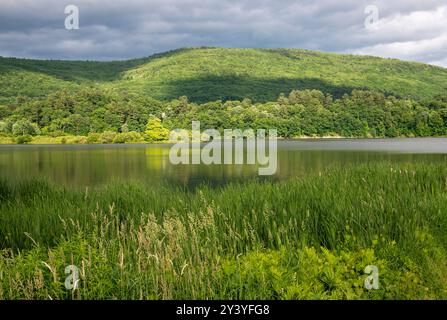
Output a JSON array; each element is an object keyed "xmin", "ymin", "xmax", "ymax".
[
  {"xmin": 1, "ymin": 47, "xmax": 446, "ymax": 103},
  {"xmin": 1, "ymin": 47, "xmax": 446, "ymax": 142}
]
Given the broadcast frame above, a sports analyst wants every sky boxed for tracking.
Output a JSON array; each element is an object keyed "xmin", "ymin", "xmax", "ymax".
[{"xmin": 0, "ymin": 0, "xmax": 446, "ymax": 67}]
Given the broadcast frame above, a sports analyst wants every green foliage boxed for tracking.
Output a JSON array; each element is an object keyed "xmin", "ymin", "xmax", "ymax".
[
  {"xmin": 1, "ymin": 48, "xmax": 446, "ymax": 105},
  {"xmin": 61, "ymin": 114, "xmax": 91, "ymax": 135},
  {"xmin": 1, "ymin": 87, "xmax": 446, "ymax": 140},
  {"xmin": 113, "ymin": 131, "xmax": 143, "ymax": 144},
  {"xmin": 112, "ymin": 133, "xmax": 127, "ymax": 144},
  {"xmin": 0, "ymin": 105, "xmax": 11, "ymax": 119},
  {"xmin": 86, "ymin": 132, "xmax": 101, "ymax": 144},
  {"xmin": 0, "ymin": 120, "xmax": 13, "ymax": 134},
  {"xmin": 71, "ymin": 136, "xmax": 87, "ymax": 144},
  {"xmin": 120, "ymin": 123, "xmax": 129, "ymax": 133},
  {"xmin": 0, "ymin": 121, "xmax": 7, "ymax": 133},
  {"xmin": 217, "ymin": 246, "xmax": 434, "ymax": 300},
  {"xmin": 145, "ymin": 117, "xmax": 169, "ymax": 142},
  {"xmin": 15, "ymin": 135, "xmax": 32, "ymax": 144},
  {"xmin": 100, "ymin": 131, "xmax": 117, "ymax": 144},
  {"xmin": 1, "ymin": 163, "xmax": 447, "ymax": 299},
  {"xmin": 0, "ymin": 236, "xmax": 114, "ymax": 299},
  {"xmin": 0, "ymin": 48, "xmax": 446, "ymax": 142},
  {"xmin": 12, "ymin": 120, "xmax": 39, "ymax": 136}
]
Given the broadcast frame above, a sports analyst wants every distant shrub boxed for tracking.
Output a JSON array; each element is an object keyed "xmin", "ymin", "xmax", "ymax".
[
  {"xmin": 113, "ymin": 131, "xmax": 143, "ymax": 144},
  {"xmin": 145, "ymin": 117, "xmax": 169, "ymax": 142},
  {"xmin": 72, "ymin": 136, "xmax": 87, "ymax": 144},
  {"xmin": 15, "ymin": 135, "xmax": 32, "ymax": 144},
  {"xmin": 113, "ymin": 133, "xmax": 126, "ymax": 144},
  {"xmin": 48, "ymin": 130, "xmax": 66, "ymax": 138},
  {"xmin": 0, "ymin": 121, "xmax": 7, "ymax": 134},
  {"xmin": 0, "ymin": 105, "xmax": 11, "ymax": 119},
  {"xmin": 61, "ymin": 137, "xmax": 67, "ymax": 144},
  {"xmin": 126, "ymin": 131, "xmax": 143, "ymax": 142},
  {"xmin": 100, "ymin": 131, "xmax": 117, "ymax": 144},
  {"xmin": 87, "ymin": 133, "xmax": 101, "ymax": 144},
  {"xmin": 0, "ymin": 120, "xmax": 13, "ymax": 134},
  {"xmin": 120, "ymin": 123, "xmax": 129, "ymax": 133},
  {"xmin": 12, "ymin": 120, "xmax": 40, "ymax": 136}
]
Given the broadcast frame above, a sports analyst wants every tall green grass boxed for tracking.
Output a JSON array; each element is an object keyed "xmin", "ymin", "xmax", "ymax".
[{"xmin": 1, "ymin": 163, "xmax": 447, "ymax": 299}]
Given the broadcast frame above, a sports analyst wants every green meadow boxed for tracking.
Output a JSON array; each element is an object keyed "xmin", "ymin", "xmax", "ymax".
[{"xmin": 1, "ymin": 163, "xmax": 446, "ymax": 299}]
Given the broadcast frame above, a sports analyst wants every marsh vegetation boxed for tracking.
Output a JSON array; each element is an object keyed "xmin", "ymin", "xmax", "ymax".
[{"xmin": 1, "ymin": 163, "xmax": 446, "ymax": 299}]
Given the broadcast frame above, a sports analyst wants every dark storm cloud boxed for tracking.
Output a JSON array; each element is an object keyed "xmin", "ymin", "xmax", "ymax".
[{"xmin": 0, "ymin": 0, "xmax": 445, "ymax": 66}]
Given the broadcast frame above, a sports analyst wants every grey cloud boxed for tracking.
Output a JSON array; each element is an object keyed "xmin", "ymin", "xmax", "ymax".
[{"xmin": 0, "ymin": 0, "xmax": 445, "ymax": 67}]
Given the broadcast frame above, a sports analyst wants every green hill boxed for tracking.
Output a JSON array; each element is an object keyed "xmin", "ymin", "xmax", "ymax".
[{"xmin": 1, "ymin": 47, "xmax": 446, "ymax": 103}]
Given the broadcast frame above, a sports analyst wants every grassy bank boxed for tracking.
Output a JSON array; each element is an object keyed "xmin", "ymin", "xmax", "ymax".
[
  {"xmin": 0, "ymin": 135, "xmax": 149, "ymax": 145},
  {"xmin": 0, "ymin": 134, "xmax": 343, "ymax": 145},
  {"xmin": 1, "ymin": 163, "xmax": 447, "ymax": 299}
]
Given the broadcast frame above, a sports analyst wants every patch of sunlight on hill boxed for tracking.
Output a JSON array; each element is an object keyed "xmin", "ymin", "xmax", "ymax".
[{"xmin": 1, "ymin": 47, "xmax": 446, "ymax": 103}]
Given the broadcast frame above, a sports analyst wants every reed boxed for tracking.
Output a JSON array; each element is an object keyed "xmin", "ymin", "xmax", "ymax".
[{"xmin": 1, "ymin": 162, "xmax": 446, "ymax": 299}]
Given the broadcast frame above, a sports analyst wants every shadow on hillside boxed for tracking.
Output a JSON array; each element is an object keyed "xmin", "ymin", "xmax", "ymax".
[
  {"xmin": 158, "ymin": 75, "xmax": 367, "ymax": 103},
  {"xmin": 0, "ymin": 48, "xmax": 198, "ymax": 83}
]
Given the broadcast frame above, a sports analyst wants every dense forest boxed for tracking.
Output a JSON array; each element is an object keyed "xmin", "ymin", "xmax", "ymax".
[
  {"xmin": 1, "ymin": 47, "xmax": 446, "ymax": 143},
  {"xmin": 1, "ymin": 47, "xmax": 447, "ymax": 104},
  {"xmin": 0, "ymin": 88, "xmax": 446, "ymax": 143}
]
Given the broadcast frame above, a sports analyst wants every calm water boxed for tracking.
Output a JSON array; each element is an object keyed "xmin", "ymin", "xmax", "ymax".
[{"xmin": 0, "ymin": 138, "xmax": 446, "ymax": 188}]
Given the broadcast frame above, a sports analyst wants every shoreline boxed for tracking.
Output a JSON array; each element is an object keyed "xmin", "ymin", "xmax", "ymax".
[{"xmin": 1, "ymin": 135, "xmax": 446, "ymax": 145}]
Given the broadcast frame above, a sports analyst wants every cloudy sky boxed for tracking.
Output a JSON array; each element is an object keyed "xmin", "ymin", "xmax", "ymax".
[{"xmin": 0, "ymin": 0, "xmax": 446, "ymax": 67}]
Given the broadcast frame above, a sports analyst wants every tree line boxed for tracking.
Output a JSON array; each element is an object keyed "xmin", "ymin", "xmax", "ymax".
[{"xmin": 0, "ymin": 88, "xmax": 446, "ymax": 142}]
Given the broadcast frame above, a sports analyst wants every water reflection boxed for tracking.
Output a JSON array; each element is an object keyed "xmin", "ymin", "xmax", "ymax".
[{"xmin": 0, "ymin": 139, "xmax": 446, "ymax": 188}]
